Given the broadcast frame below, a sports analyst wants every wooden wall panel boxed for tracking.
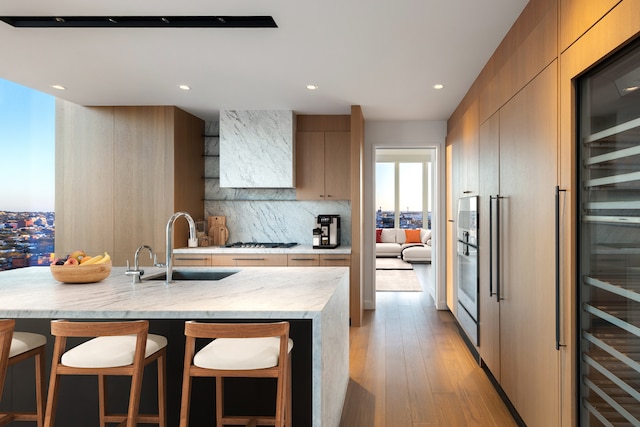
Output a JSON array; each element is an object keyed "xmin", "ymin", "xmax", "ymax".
[
  {"xmin": 296, "ymin": 115, "xmax": 350, "ymax": 132},
  {"xmin": 56, "ymin": 104, "xmax": 204, "ymax": 266},
  {"xmin": 113, "ymin": 106, "xmax": 173, "ymax": 264},
  {"xmin": 350, "ymin": 106, "xmax": 364, "ymax": 327},
  {"xmin": 54, "ymin": 101, "xmax": 115, "ymax": 257},
  {"xmin": 450, "ymin": 0, "xmax": 559, "ymax": 128},
  {"xmin": 559, "ymin": 0, "xmax": 621, "ymax": 52},
  {"xmin": 173, "ymin": 107, "xmax": 205, "ymax": 249}
]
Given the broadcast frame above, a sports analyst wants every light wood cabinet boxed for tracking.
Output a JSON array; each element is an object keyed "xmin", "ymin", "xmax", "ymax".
[
  {"xmin": 55, "ymin": 103, "xmax": 204, "ymax": 266},
  {"xmin": 496, "ymin": 62, "xmax": 559, "ymax": 427},
  {"xmin": 176, "ymin": 252, "xmax": 350, "ymax": 268},
  {"xmin": 174, "ymin": 254, "xmax": 212, "ymax": 267},
  {"xmin": 319, "ymin": 254, "xmax": 351, "ymax": 266},
  {"xmin": 210, "ymin": 254, "xmax": 288, "ymax": 267},
  {"xmin": 478, "ymin": 111, "xmax": 501, "ymax": 380},
  {"xmin": 296, "ymin": 131, "xmax": 351, "ymax": 200},
  {"xmin": 288, "ymin": 254, "xmax": 319, "ymax": 266}
]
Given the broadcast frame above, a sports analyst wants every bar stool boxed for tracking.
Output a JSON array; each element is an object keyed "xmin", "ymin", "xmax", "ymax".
[
  {"xmin": 0, "ymin": 319, "xmax": 47, "ymax": 427},
  {"xmin": 44, "ymin": 320, "xmax": 167, "ymax": 427},
  {"xmin": 179, "ymin": 321, "xmax": 293, "ymax": 427}
]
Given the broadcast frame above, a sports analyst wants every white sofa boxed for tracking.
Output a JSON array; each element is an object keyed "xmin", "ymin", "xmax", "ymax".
[{"xmin": 376, "ymin": 228, "xmax": 432, "ymax": 262}]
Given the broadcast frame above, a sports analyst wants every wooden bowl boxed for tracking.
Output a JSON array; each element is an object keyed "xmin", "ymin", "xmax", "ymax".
[{"xmin": 50, "ymin": 262, "xmax": 112, "ymax": 284}]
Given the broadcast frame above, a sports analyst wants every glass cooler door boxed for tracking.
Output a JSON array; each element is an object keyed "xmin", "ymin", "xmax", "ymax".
[{"xmin": 578, "ymin": 40, "xmax": 640, "ymax": 426}]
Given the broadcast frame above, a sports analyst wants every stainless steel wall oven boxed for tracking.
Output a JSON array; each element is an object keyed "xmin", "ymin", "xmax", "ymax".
[{"xmin": 457, "ymin": 195, "xmax": 479, "ymax": 345}]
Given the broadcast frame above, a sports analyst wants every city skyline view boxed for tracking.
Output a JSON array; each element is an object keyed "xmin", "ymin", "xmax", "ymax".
[
  {"xmin": 0, "ymin": 79, "xmax": 56, "ymax": 270},
  {"xmin": 0, "ymin": 78, "xmax": 55, "ymax": 212}
]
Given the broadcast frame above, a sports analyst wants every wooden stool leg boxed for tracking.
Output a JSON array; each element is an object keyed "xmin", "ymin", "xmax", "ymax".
[
  {"xmin": 286, "ymin": 356, "xmax": 292, "ymax": 427},
  {"xmin": 157, "ymin": 350, "xmax": 167, "ymax": 427},
  {"xmin": 127, "ymin": 365, "xmax": 145, "ymax": 427},
  {"xmin": 43, "ymin": 373, "xmax": 59, "ymax": 427},
  {"xmin": 215, "ymin": 377, "xmax": 224, "ymax": 426},
  {"xmin": 35, "ymin": 346, "xmax": 46, "ymax": 427},
  {"xmin": 98, "ymin": 374, "xmax": 107, "ymax": 427}
]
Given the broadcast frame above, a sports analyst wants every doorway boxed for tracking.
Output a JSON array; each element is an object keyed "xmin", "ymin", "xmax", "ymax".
[{"xmin": 374, "ymin": 148, "xmax": 436, "ymax": 296}]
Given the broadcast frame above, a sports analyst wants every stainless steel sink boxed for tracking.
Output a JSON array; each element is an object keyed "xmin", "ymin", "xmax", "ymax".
[{"xmin": 148, "ymin": 270, "xmax": 239, "ymax": 281}]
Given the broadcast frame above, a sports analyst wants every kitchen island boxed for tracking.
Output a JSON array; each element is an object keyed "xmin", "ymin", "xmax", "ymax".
[{"xmin": 0, "ymin": 265, "xmax": 349, "ymax": 426}]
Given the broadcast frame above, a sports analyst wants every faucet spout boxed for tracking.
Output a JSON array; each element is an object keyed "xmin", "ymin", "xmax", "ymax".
[
  {"xmin": 134, "ymin": 245, "xmax": 154, "ymax": 271},
  {"xmin": 165, "ymin": 212, "xmax": 197, "ymax": 283}
]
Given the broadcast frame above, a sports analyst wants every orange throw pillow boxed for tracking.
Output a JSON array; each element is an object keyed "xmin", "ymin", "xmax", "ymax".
[
  {"xmin": 376, "ymin": 229, "xmax": 383, "ymax": 243},
  {"xmin": 405, "ymin": 229, "xmax": 421, "ymax": 243}
]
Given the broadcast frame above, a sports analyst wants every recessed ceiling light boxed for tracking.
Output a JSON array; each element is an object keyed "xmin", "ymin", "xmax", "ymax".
[
  {"xmin": 178, "ymin": 84, "xmax": 191, "ymax": 91},
  {"xmin": 51, "ymin": 84, "xmax": 65, "ymax": 90},
  {"xmin": 433, "ymin": 84, "xmax": 444, "ymax": 90},
  {"xmin": 306, "ymin": 84, "xmax": 318, "ymax": 90}
]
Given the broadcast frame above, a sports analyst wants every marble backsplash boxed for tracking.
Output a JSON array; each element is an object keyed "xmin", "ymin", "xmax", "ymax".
[{"xmin": 203, "ymin": 121, "xmax": 351, "ymax": 245}]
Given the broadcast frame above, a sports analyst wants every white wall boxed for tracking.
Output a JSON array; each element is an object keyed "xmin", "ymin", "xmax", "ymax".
[{"xmin": 364, "ymin": 120, "xmax": 447, "ymax": 310}]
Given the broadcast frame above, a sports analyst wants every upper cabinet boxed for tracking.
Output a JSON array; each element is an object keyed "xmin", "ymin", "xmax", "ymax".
[
  {"xmin": 295, "ymin": 115, "xmax": 351, "ymax": 201},
  {"xmin": 219, "ymin": 110, "xmax": 296, "ymax": 188}
]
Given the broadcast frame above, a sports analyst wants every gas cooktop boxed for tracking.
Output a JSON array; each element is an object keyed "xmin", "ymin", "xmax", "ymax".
[{"xmin": 224, "ymin": 242, "xmax": 299, "ymax": 249}]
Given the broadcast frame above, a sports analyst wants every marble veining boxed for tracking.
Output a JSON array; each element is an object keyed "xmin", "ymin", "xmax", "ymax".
[
  {"xmin": 219, "ymin": 110, "xmax": 295, "ymax": 188},
  {"xmin": 204, "ymin": 120, "xmax": 351, "ymax": 246},
  {"xmin": 207, "ymin": 200, "xmax": 351, "ymax": 245},
  {"xmin": 0, "ymin": 266, "xmax": 346, "ymax": 319},
  {"xmin": 0, "ymin": 266, "xmax": 349, "ymax": 427}
]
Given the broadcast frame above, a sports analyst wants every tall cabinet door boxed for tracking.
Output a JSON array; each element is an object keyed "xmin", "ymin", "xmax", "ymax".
[
  {"xmin": 498, "ymin": 61, "xmax": 560, "ymax": 426},
  {"xmin": 478, "ymin": 111, "xmax": 501, "ymax": 380}
]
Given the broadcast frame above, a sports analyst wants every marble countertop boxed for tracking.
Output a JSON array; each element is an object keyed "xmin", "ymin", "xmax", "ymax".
[
  {"xmin": 0, "ymin": 266, "xmax": 350, "ymax": 319},
  {"xmin": 174, "ymin": 244, "xmax": 351, "ymax": 255}
]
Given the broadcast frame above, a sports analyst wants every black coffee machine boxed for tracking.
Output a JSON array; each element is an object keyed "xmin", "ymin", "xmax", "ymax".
[{"xmin": 313, "ymin": 215, "xmax": 341, "ymax": 249}]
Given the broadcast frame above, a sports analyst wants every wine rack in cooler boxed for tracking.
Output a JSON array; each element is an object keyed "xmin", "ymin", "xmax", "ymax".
[{"xmin": 578, "ymin": 41, "xmax": 640, "ymax": 426}]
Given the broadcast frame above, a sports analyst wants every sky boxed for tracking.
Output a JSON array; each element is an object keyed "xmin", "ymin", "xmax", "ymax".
[
  {"xmin": 376, "ymin": 162, "xmax": 424, "ymax": 212},
  {"xmin": 0, "ymin": 78, "xmax": 55, "ymax": 212}
]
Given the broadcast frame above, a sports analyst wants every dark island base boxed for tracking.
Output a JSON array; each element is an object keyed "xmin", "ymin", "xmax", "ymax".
[{"xmin": 1, "ymin": 318, "xmax": 312, "ymax": 426}]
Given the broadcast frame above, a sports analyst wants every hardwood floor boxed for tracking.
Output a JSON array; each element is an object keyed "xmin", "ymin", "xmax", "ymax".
[{"xmin": 339, "ymin": 276, "xmax": 517, "ymax": 426}]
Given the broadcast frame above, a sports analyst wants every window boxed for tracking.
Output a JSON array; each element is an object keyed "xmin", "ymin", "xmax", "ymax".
[
  {"xmin": 0, "ymin": 79, "xmax": 55, "ymax": 270},
  {"xmin": 375, "ymin": 149, "xmax": 433, "ymax": 229}
]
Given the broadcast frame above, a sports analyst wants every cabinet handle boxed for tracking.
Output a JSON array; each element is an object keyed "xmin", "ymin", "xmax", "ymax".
[
  {"xmin": 489, "ymin": 195, "xmax": 503, "ymax": 302},
  {"xmin": 489, "ymin": 196, "xmax": 494, "ymax": 298},
  {"xmin": 290, "ymin": 258, "xmax": 316, "ymax": 261},
  {"xmin": 233, "ymin": 257, "xmax": 266, "ymax": 261},
  {"xmin": 175, "ymin": 257, "xmax": 208, "ymax": 261},
  {"xmin": 324, "ymin": 257, "xmax": 348, "ymax": 261},
  {"xmin": 555, "ymin": 185, "xmax": 566, "ymax": 351}
]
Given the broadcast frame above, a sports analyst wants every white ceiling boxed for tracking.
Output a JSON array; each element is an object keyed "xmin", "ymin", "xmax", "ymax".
[{"xmin": 0, "ymin": 0, "xmax": 528, "ymax": 122}]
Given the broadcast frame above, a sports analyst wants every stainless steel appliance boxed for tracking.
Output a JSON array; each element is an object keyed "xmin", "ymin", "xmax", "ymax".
[
  {"xmin": 577, "ymin": 40, "xmax": 640, "ymax": 425},
  {"xmin": 314, "ymin": 215, "xmax": 341, "ymax": 249},
  {"xmin": 457, "ymin": 195, "xmax": 479, "ymax": 345}
]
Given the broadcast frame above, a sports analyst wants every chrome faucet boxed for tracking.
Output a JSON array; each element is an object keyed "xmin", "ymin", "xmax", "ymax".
[
  {"xmin": 125, "ymin": 245, "xmax": 155, "ymax": 283},
  {"xmin": 161, "ymin": 211, "xmax": 197, "ymax": 283}
]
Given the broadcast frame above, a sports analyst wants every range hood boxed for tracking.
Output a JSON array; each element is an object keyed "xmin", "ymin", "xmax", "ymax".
[{"xmin": 219, "ymin": 110, "xmax": 296, "ymax": 188}]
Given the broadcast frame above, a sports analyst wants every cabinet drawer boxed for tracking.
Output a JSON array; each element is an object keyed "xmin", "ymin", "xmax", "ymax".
[
  {"xmin": 173, "ymin": 255, "xmax": 211, "ymax": 266},
  {"xmin": 319, "ymin": 255, "xmax": 351, "ymax": 266},
  {"xmin": 230, "ymin": 254, "xmax": 288, "ymax": 267},
  {"xmin": 210, "ymin": 255, "xmax": 239, "ymax": 266},
  {"xmin": 287, "ymin": 254, "xmax": 320, "ymax": 266}
]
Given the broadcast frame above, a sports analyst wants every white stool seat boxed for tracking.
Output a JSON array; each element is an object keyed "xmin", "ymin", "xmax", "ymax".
[
  {"xmin": 194, "ymin": 337, "xmax": 293, "ymax": 370},
  {"xmin": 61, "ymin": 334, "xmax": 167, "ymax": 368},
  {"xmin": 10, "ymin": 332, "xmax": 47, "ymax": 358}
]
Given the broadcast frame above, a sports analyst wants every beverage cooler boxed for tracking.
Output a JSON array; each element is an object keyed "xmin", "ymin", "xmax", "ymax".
[{"xmin": 577, "ymin": 40, "xmax": 640, "ymax": 425}]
